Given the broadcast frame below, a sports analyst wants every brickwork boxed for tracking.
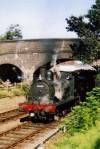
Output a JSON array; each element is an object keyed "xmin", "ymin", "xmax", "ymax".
[{"xmin": 0, "ymin": 39, "xmax": 78, "ymax": 81}]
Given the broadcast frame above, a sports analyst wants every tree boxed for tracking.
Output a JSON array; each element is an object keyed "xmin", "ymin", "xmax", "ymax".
[
  {"xmin": 66, "ymin": 0, "xmax": 100, "ymax": 63},
  {"xmin": 0, "ymin": 24, "xmax": 23, "ymax": 40}
]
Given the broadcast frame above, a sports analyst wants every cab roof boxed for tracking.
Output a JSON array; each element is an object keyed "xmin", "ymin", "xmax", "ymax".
[{"xmin": 51, "ymin": 60, "xmax": 96, "ymax": 72}]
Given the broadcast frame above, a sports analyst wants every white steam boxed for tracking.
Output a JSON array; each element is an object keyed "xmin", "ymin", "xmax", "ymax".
[{"xmin": 51, "ymin": 49, "xmax": 59, "ymax": 67}]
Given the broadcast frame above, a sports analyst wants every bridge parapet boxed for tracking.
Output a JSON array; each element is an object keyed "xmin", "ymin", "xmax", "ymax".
[{"xmin": 0, "ymin": 38, "xmax": 78, "ymax": 55}]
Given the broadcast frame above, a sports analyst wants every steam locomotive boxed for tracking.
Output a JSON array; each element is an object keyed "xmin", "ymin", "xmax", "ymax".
[{"xmin": 19, "ymin": 60, "xmax": 96, "ymax": 121}]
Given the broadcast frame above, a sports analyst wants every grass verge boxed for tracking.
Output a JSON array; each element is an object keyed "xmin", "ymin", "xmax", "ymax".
[
  {"xmin": 0, "ymin": 82, "xmax": 29, "ymax": 98},
  {"xmin": 45, "ymin": 121, "xmax": 100, "ymax": 149}
]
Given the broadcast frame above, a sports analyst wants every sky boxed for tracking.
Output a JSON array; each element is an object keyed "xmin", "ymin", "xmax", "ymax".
[{"xmin": 0, "ymin": 0, "xmax": 95, "ymax": 39}]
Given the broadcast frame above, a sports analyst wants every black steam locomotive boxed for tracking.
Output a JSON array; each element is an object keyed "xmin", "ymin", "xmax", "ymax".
[{"xmin": 19, "ymin": 60, "xmax": 96, "ymax": 121}]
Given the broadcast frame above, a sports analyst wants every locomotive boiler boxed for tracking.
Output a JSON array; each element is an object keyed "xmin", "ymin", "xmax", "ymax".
[{"xmin": 19, "ymin": 60, "xmax": 96, "ymax": 121}]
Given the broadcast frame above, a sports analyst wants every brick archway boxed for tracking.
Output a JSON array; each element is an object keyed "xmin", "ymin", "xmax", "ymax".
[{"xmin": 0, "ymin": 63, "xmax": 23, "ymax": 83}]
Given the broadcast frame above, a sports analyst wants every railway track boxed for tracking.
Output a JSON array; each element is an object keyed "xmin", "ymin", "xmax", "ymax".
[
  {"xmin": 0, "ymin": 109, "xmax": 27, "ymax": 123},
  {"xmin": 0, "ymin": 121, "xmax": 59, "ymax": 149}
]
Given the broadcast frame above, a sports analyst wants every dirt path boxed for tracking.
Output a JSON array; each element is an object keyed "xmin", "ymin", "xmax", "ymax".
[{"xmin": 0, "ymin": 119, "xmax": 22, "ymax": 134}]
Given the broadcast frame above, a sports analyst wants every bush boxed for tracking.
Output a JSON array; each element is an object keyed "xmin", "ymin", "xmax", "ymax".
[
  {"xmin": 61, "ymin": 87, "xmax": 100, "ymax": 135},
  {"xmin": 86, "ymin": 87, "xmax": 100, "ymax": 101},
  {"xmin": 15, "ymin": 83, "xmax": 30, "ymax": 96},
  {"xmin": 0, "ymin": 82, "xmax": 30, "ymax": 98},
  {"xmin": 96, "ymin": 74, "xmax": 100, "ymax": 81},
  {"xmin": 0, "ymin": 90, "xmax": 13, "ymax": 98},
  {"xmin": 11, "ymin": 88, "xmax": 24, "ymax": 96}
]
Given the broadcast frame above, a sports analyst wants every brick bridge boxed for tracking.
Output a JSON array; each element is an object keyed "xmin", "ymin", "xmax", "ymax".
[{"xmin": 0, "ymin": 38, "xmax": 78, "ymax": 82}]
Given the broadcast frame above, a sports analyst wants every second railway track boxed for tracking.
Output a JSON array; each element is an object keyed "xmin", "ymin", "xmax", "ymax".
[{"xmin": 0, "ymin": 109, "xmax": 27, "ymax": 123}]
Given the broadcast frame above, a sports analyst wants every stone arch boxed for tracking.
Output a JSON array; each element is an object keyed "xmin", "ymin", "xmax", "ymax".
[
  {"xmin": 33, "ymin": 62, "xmax": 52, "ymax": 81},
  {"xmin": 33, "ymin": 58, "xmax": 70, "ymax": 80},
  {"xmin": 0, "ymin": 63, "xmax": 23, "ymax": 83}
]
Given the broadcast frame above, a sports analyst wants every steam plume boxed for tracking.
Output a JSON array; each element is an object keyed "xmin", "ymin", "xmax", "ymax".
[{"xmin": 51, "ymin": 49, "xmax": 59, "ymax": 67}]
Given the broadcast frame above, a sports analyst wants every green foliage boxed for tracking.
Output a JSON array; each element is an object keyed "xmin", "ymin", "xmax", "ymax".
[
  {"xmin": 96, "ymin": 73, "xmax": 100, "ymax": 81},
  {"xmin": 66, "ymin": 0, "xmax": 100, "ymax": 62},
  {"xmin": 0, "ymin": 89, "xmax": 13, "ymax": 98},
  {"xmin": 48, "ymin": 122, "xmax": 100, "ymax": 149},
  {"xmin": 0, "ymin": 82, "xmax": 29, "ymax": 98},
  {"xmin": 0, "ymin": 24, "xmax": 22, "ymax": 40},
  {"xmin": 61, "ymin": 87, "xmax": 100, "ymax": 135},
  {"xmin": 15, "ymin": 83, "xmax": 30, "ymax": 96},
  {"xmin": 86, "ymin": 87, "xmax": 100, "ymax": 100},
  {"xmin": 11, "ymin": 88, "xmax": 24, "ymax": 96}
]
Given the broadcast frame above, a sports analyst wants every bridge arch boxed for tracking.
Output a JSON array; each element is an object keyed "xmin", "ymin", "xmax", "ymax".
[
  {"xmin": 33, "ymin": 58, "xmax": 70, "ymax": 81},
  {"xmin": 0, "ymin": 63, "xmax": 23, "ymax": 83}
]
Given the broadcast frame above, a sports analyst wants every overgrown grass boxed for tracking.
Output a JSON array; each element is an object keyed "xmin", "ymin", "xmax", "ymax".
[
  {"xmin": 0, "ymin": 82, "xmax": 30, "ymax": 98},
  {"xmin": 45, "ymin": 87, "xmax": 100, "ymax": 149},
  {"xmin": 0, "ymin": 89, "xmax": 13, "ymax": 98},
  {"xmin": 46, "ymin": 122, "xmax": 100, "ymax": 149}
]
